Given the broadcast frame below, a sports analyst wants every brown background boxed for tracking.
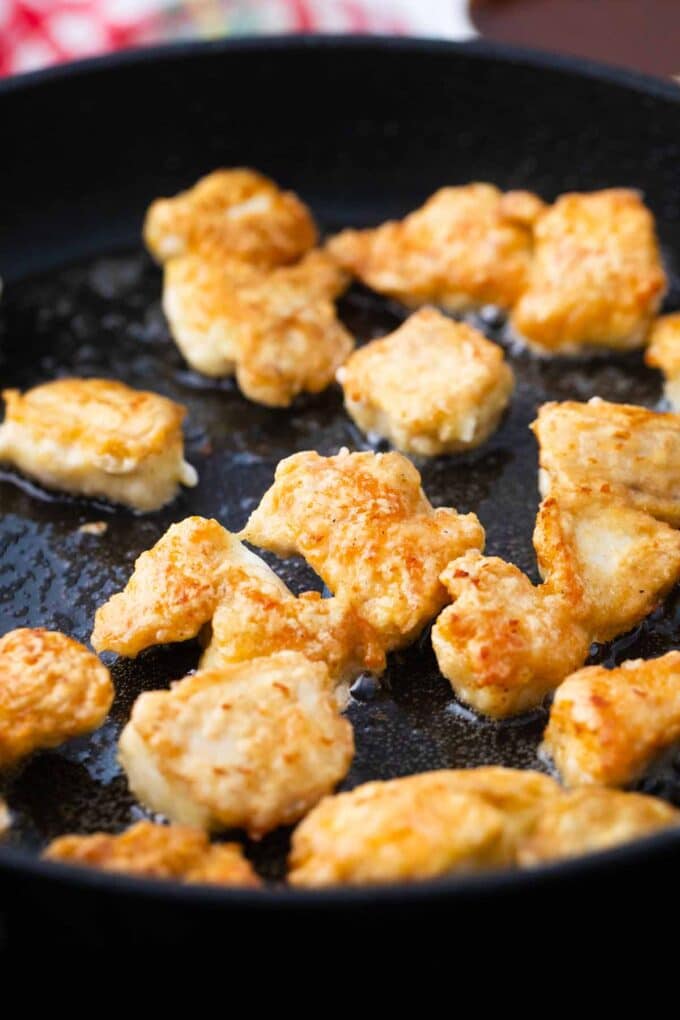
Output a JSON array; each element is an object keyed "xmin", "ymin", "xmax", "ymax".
[{"xmin": 473, "ymin": 0, "xmax": 680, "ymax": 80}]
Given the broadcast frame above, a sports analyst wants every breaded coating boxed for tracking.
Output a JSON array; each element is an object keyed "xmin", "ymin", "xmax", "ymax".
[
  {"xmin": 144, "ymin": 168, "xmax": 317, "ymax": 266},
  {"xmin": 92, "ymin": 516, "xmax": 247, "ymax": 657},
  {"xmin": 337, "ymin": 308, "xmax": 514, "ymax": 455},
  {"xmin": 533, "ymin": 398, "xmax": 680, "ymax": 526},
  {"xmin": 432, "ymin": 551, "xmax": 591, "ymax": 718},
  {"xmin": 164, "ymin": 249, "xmax": 352, "ymax": 406},
  {"xmin": 162, "ymin": 255, "xmax": 256, "ymax": 378},
  {"xmin": 0, "ymin": 799, "xmax": 9, "ymax": 835},
  {"xmin": 45, "ymin": 820, "xmax": 260, "ymax": 887},
  {"xmin": 118, "ymin": 652, "xmax": 354, "ymax": 837},
  {"xmin": 288, "ymin": 766, "xmax": 560, "ymax": 887},
  {"xmin": 242, "ymin": 449, "xmax": 485, "ymax": 650},
  {"xmin": 544, "ymin": 653, "xmax": 680, "ymax": 788},
  {"xmin": 289, "ymin": 773, "xmax": 506, "ymax": 886},
  {"xmin": 328, "ymin": 183, "xmax": 544, "ymax": 311},
  {"xmin": 0, "ymin": 628, "xmax": 113, "ymax": 768},
  {"xmin": 518, "ymin": 788, "xmax": 679, "ymax": 866},
  {"xmin": 291, "ymin": 768, "xmax": 679, "ymax": 882},
  {"xmin": 0, "ymin": 378, "xmax": 197, "ymax": 512},
  {"xmin": 326, "ymin": 183, "xmax": 546, "ymax": 310},
  {"xmin": 433, "ymin": 484, "xmax": 680, "ymax": 717},
  {"xmin": 646, "ymin": 312, "xmax": 680, "ymax": 410},
  {"xmin": 511, "ymin": 189, "xmax": 666, "ymax": 354},
  {"xmin": 421, "ymin": 766, "xmax": 561, "ymax": 848},
  {"xmin": 92, "ymin": 516, "xmax": 384, "ymax": 685},
  {"xmin": 534, "ymin": 487, "xmax": 680, "ymax": 643},
  {"xmin": 201, "ymin": 589, "xmax": 385, "ymax": 688}
]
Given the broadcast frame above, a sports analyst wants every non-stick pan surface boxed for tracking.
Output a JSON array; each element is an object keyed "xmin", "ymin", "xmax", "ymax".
[{"xmin": 2, "ymin": 37, "xmax": 680, "ymax": 932}]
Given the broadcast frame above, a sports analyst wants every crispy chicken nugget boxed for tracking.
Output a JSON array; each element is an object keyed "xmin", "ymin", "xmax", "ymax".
[
  {"xmin": 511, "ymin": 189, "xmax": 666, "ymax": 354},
  {"xmin": 288, "ymin": 767, "xmax": 560, "ymax": 887},
  {"xmin": 544, "ymin": 653, "xmax": 680, "ymax": 788},
  {"xmin": 518, "ymin": 788, "xmax": 679, "ymax": 866},
  {"xmin": 201, "ymin": 588, "xmax": 385, "ymax": 688},
  {"xmin": 289, "ymin": 773, "xmax": 506, "ymax": 886},
  {"xmin": 163, "ymin": 249, "xmax": 352, "ymax": 406},
  {"xmin": 328, "ymin": 183, "xmax": 544, "ymax": 311},
  {"xmin": 431, "ymin": 551, "xmax": 591, "ymax": 718},
  {"xmin": 338, "ymin": 308, "xmax": 514, "ymax": 455},
  {"xmin": 144, "ymin": 168, "xmax": 317, "ymax": 266},
  {"xmin": 162, "ymin": 255, "xmax": 258, "ymax": 378},
  {"xmin": 0, "ymin": 628, "xmax": 113, "ymax": 768},
  {"xmin": 0, "ymin": 378, "xmax": 197, "ymax": 512},
  {"xmin": 534, "ymin": 487, "xmax": 680, "ymax": 644},
  {"xmin": 45, "ymin": 820, "xmax": 260, "ymax": 887},
  {"xmin": 118, "ymin": 652, "xmax": 354, "ymax": 837},
  {"xmin": 423, "ymin": 766, "xmax": 561, "ymax": 848},
  {"xmin": 242, "ymin": 449, "xmax": 485, "ymax": 650},
  {"xmin": 92, "ymin": 516, "xmax": 246, "ymax": 657},
  {"xmin": 533, "ymin": 397, "xmax": 680, "ymax": 527},
  {"xmin": 434, "ymin": 482, "xmax": 680, "ymax": 717},
  {"xmin": 646, "ymin": 312, "xmax": 680, "ymax": 410},
  {"xmin": 92, "ymin": 516, "xmax": 384, "ymax": 685}
]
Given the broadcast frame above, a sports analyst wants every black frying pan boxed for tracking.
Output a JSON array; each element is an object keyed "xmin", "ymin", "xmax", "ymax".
[{"xmin": 2, "ymin": 36, "xmax": 680, "ymax": 946}]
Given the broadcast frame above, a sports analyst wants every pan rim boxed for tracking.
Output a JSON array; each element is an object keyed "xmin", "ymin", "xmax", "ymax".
[
  {"xmin": 1, "ymin": 32, "xmax": 680, "ymax": 107},
  {"xmin": 2, "ymin": 33, "xmax": 680, "ymax": 906},
  {"xmin": 0, "ymin": 825, "xmax": 670, "ymax": 906}
]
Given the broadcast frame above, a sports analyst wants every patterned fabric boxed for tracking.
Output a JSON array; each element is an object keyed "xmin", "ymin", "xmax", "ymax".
[{"xmin": 0, "ymin": 1, "xmax": 476, "ymax": 77}]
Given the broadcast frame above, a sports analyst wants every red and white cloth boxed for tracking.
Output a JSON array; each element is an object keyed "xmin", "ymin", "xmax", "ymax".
[{"xmin": 0, "ymin": 0, "xmax": 475, "ymax": 78}]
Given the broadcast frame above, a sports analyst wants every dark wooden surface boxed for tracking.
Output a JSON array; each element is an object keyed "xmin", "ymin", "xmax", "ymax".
[{"xmin": 473, "ymin": 0, "xmax": 680, "ymax": 80}]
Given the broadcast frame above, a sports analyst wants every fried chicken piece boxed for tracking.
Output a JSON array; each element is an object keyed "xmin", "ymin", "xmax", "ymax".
[
  {"xmin": 533, "ymin": 398, "xmax": 680, "ymax": 527},
  {"xmin": 337, "ymin": 308, "xmax": 514, "ymax": 455},
  {"xmin": 144, "ymin": 168, "xmax": 317, "ymax": 266},
  {"xmin": 518, "ymin": 788, "xmax": 679, "ymax": 866},
  {"xmin": 162, "ymin": 255, "xmax": 257, "ymax": 378},
  {"xmin": 646, "ymin": 312, "xmax": 680, "ymax": 410},
  {"xmin": 0, "ymin": 799, "xmax": 9, "ymax": 835},
  {"xmin": 45, "ymin": 820, "xmax": 259, "ymax": 887},
  {"xmin": 242, "ymin": 449, "xmax": 485, "ymax": 650},
  {"xmin": 288, "ymin": 766, "xmax": 560, "ymax": 887},
  {"xmin": 433, "ymin": 481, "xmax": 680, "ymax": 718},
  {"xmin": 0, "ymin": 628, "xmax": 113, "ymax": 768},
  {"xmin": 544, "ymin": 653, "xmax": 680, "ymax": 788},
  {"xmin": 420, "ymin": 766, "xmax": 561, "ymax": 847},
  {"xmin": 0, "ymin": 378, "xmax": 197, "ymax": 512},
  {"xmin": 92, "ymin": 516, "xmax": 384, "ymax": 685},
  {"xmin": 511, "ymin": 189, "xmax": 666, "ymax": 354},
  {"xmin": 118, "ymin": 652, "xmax": 354, "ymax": 837},
  {"xmin": 534, "ymin": 487, "xmax": 680, "ymax": 643},
  {"xmin": 163, "ymin": 249, "xmax": 352, "ymax": 406},
  {"xmin": 201, "ymin": 588, "xmax": 385, "ymax": 688},
  {"xmin": 327, "ymin": 183, "xmax": 544, "ymax": 311},
  {"xmin": 431, "ymin": 551, "xmax": 591, "ymax": 718},
  {"xmin": 92, "ymin": 516, "xmax": 249, "ymax": 657},
  {"xmin": 289, "ymin": 774, "xmax": 506, "ymax": 887}
]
